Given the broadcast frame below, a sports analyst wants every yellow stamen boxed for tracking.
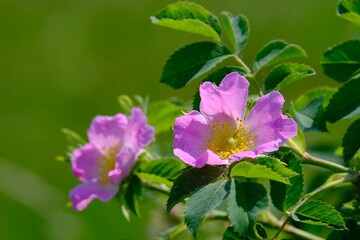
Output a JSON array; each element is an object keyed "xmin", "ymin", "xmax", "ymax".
[
  {"xmin": 97, "ymin": 147, "xmax": 118, "ymax": 185},
  {"xmin": 202, "ymin": 117, "xmax": 256, "ymax": 159}
]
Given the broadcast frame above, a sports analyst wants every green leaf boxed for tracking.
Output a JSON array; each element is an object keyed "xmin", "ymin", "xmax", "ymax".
[
  {"xmin": 289, "ymin": 126, "xmax": 306, "ymax": 154},
  {"xmin": 148, "ymin": 101, "xmax": 182, "ymax": 134},
  {"xmin": 184, "ymin": 180, "xmax": 230, "ymax": 237},
  {"xmin": 161, "ymin": 42, "xmax": 232, "ymax": 89},
  {"xmin": 220, "ymin": 12, "xmax": 249, "ymax": 53},
  {"xmin": 252, "ymin": 156, "xmax": 298, "ymax": 178},
  {"xmin": 192, "ymin": 66, "xmax": 247, "ymax": 110},
  {"xmin": 342, "ymin": 118, "xmax": 360, "ymax": 162},
  {"xmin": 294, "ymin": 200, "xmax": 346, "ymax": 230},
  {"xmin": 253, "ymin": 40, "xmax": 306, "ymax": 73},
  {"xmin": 151, "ymin": 1, "xmax": 221, "ymax": 41},
  {"xmin": 166, "ymin": 165, "xmax": 225, "ymax": 212},
  {"xmin": 338, "ymin": 0, "xmax": 360, "ymax": 26},
  {"xmin": 61, "ymin": 128, "xmax": 86, "ymax": 146},
  {"xmin": 321, "ymin": 40, "xmax": 360, "ymax": 82},
  {"xmin": 270, "ymin": 152, "xmax": 304, "ymax": 211},
  {"xmin": 140, "ymin": 158, "xmax": 186, "ymax": 181},
  {"xmin": 325, "ymin": 77, "xmax": 360, "ymax": 123},
  {"xmin": 264, "ymin": 63, "xmax": 315, "ymax": 93},
  {"xmin": 136, "ymin": 172, "xmax": 172, "ymax": 187},
  {"xmin": 124, "ymin": 175, "xmax": 142, "ymax": 217},
  {"xmin": 228, "ymin": 179, "xmax": 268, "ymax": 235},
  {"xmin": 292, "ymin": 87, "xmax": 336, "ymax": 131},
  {"xmin": 223, "ymin": 227, "xmax": 242, "ymax": 240},
  {"xmin": 231, "ymin": 159, "xmax": 296, "ymax": 184}
]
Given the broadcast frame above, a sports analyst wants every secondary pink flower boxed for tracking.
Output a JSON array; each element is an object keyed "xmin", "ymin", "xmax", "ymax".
[
  {"xmin": 173, "ymin": 72, "xmax": 297, "ymax": 168},
  {"xmin": 70, "ymin": 107, "xmax": 154, "ymax": 211}
]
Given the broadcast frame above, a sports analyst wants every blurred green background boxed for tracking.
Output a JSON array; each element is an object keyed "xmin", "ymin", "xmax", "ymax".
[{"xmin": 0, "ymin": 0, "xmax": 358, "ymax": 239}]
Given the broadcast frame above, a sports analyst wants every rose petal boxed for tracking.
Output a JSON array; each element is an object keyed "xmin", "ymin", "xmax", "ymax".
[
  {"xmin": 173, "ymin": 111, "xmax": 211, "ymax": 165},
  {"xmin": 87, "ymin": 114, "xmax": 128, "ymax": 152},
  {"xmin": 230, "ymin": 150, "xmax": 257, "ymax": 162},
  {"xmin": 245, "ymin": 91, "xmax": 297, "ymax": 154},
  {"xmin": 71, "ymin": 143, "xmax": 101, "ymax": 182},
  {"xmin": 108, "ymin": 147, "xmax": 135, "ymax": 185},
  {"xmin": 69, "ymin": 182, "xmax": 118, "ymax": 211},
  {"xmin": 199, "ymin": 72, "xmax": 249, "ymax": 120}
]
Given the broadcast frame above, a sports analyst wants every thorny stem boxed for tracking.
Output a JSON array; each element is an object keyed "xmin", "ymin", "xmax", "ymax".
[
  {"xmin": 272, "ymin": 170, "xmax": 360, "ymax": 239},
  {"xmin": 232, "ymin": 55, "xmax": 264, "ymax": 96},
  {"xmin": 287, "ymin": 138, "xmax": 352, "ymax": 173}
]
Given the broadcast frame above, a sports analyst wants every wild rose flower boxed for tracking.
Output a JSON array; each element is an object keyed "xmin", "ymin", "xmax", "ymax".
[
  {"xmin": 173, "ymin": 72, "xmax": 297, "ymax": 168},
  {"xmin": 70, "ymin": 107, "xmax": 154, "ymax": 211}
]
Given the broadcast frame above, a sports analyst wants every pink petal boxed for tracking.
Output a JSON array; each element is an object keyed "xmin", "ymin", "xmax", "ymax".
[
  {"xmin": 230, "ymin": 150, "xmax": 257, "ymax": 162},
  {"xmin": 71, "ymin": 143, "xmax": 101, "ymax": 182},
  {"xmin": 125, "ymin": 107, "xmax": 155, "ymax": 155},
  {"xmin": 199, "ymin": 72, "xmax": 249, "ymax": 120},
  {"xmin": 108, "ymin": 147, "xmax": 135, "ymax": 184},
  {"xmin": 173, "ymin": 111, "xmax": 210, "ymax": 166},
  {"xmin": 87, "ymin": 114, "xmax": 128, "ymax": 152},
  {"xmin": 69, "ymin": 182, "xmax": 118, "ymax": 211},
  {"xmin": 245, "ymin": 91, "xmax": 297, "ymax": 154}
]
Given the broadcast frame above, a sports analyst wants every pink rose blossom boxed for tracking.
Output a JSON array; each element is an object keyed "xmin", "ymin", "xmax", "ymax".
[
  {"xmin": 70, "ymin": 107, "xmax": 154, "ymax": 211},
  {"xmin": 173, "ymin": 72, "xmax": 297, "ymax": 168}
]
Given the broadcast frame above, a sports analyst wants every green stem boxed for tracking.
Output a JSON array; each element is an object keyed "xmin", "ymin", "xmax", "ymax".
[
  {"xmin": 232, "ymin": 55, "xmax": 263, "ymax": 96},
  {"xmin": 287, "ymin": 139, "xmax": 352, "ymax": 173}
]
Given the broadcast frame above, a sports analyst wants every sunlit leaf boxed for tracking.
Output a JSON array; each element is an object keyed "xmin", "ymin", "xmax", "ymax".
[
  {"xmin": 148, "ymin": 101, "xmax": 182, "ymax": 134},
  {"xmin": 151, "ymin": 1, "xmax": 221, "ymax": 40},
  {"xmin": 140, "ymin": 158, "xmax": 186, "ymax": 181},
  {"xmin": 253, "ymin": 40, "xmax": 306, "ymax": 72},
  {"xmin": 220, "ymin": 12, "xmax": 249, "ymax": 53},
  {"xmin": 184, "ymin": 180, "xmax": 230, "ymax": 237},
  {"xmin": 160, "ymin": 42, "xmax": 232, "ymax": 89},
  {"xmin": 338, "ymin": 0, "xmax": 360, "ymax": 26},
  {"xmin": 321, "ymin": 40, "xmax": 360, "ymax": 82}
]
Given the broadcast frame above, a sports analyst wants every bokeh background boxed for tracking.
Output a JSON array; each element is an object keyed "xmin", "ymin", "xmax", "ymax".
[{"xmin": 0, "ymin": 0, "xmax": 358, "ymax": 239}]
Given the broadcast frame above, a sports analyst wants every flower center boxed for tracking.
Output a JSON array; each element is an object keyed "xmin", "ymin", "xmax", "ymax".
[
  {"xmin": 97, "ymin": 147, "xmax": 118, "ymax": 185},
  {"xmin": 201, "ymin": 117, "xmax": 256, "ymax": 159}
]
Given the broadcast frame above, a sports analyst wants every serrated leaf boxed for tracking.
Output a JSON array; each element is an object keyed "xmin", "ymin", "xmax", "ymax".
[
  {"xmin": 140, "ymin": 158, "xmax": 186, "ymax": 180},
  {"xmin": 294, "ymin": 200, "xmax": 346, "ymax": 230},
  {"xmin": 338, "ymin": 0, "xmax": 360, "ymax": 26},
  {"xmin": 223, "ymin": 227, "xmax": 242, "ymax": 240},
  {"xmin": 270, "ymin": 152, "xmax": 304, "ymax": 211},
  {"xmin": 264, "ymin": 63, "xmax": 315, "ymax": 93},
  {"xmin": 342, "ymin": 118, "xmax": 360, "ymax": 162},
  {"xmin": 253, "ymin": 40, "xmax": 306, "ymax": 73},
  {"xmin": 289, "ymin": 126, "xmax": 306, "ymax": 154},
  {"xmin": 325, "ymin": 77, "xmax": 360, "ymax": 123},
  {"xmin": 124, "ymin": 175, "xmax": 142, "ymax": 217},
  {"xmin": 148, "ymin": 101, "xmax": 182, "ymax": 134},
  {"xmin": 161, "ymin": 42, "xmax": 232, "ymax": 89},
  {"xmin": 253, "ymin": 156, "xmax": 298, "ymax": 178},
  {"xmin": 220, "ymin": 12, "xmax": 249, "ymax": 53},
  {"xmin": 228, "ymin": 179, "xmax": 268, "ymax": 235},
  {"xmin": 321, "ymin": 40, "xmax": 360, "ymax": 82},
  {"xmin": 192, "ymin": 66, "xmax": 247, "ymax": 110},
  {"xmin": 151, "ymin": 1, "xmax": 221, "ymax": 40},
  {"xmin": 292, "ymin": 87, "xmax": 336, "ymax": 131},
  {"xmin": 136, "ymin": 172, "xmax": 172, "ymax": 187},
  {"xmin": 184, "ymin": 180, "xmax": 230, "ymax": 237},
  {"xmin": 230, "ymin": 160, "xmax": 295, "ymax": 184},
  {"xmin": 166, "ymin": 165, "xmax": 225, "ymax": 212}
]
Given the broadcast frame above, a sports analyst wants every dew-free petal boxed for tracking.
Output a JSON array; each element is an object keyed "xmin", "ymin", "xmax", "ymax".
[
  {"xmin": 200, "ymin": 72, "xmax": 249, "ymax": 120},
  {"xmin": 108, "ymin": 147, "xmax": 135, "ymax": 185},
  {"xmin": 71, "ymin": 143, "xmax": 101, "ymax": 182}
]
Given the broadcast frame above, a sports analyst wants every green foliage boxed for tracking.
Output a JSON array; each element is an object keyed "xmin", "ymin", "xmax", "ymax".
[
  {"xmin": 292, "ymin": 87, "xmax": 336, "ymax": 131},
  {"xmin": 140, "ymin": 159, "xmax": 185, "ymax": 181},
  {"xmin": 147, "ymin": 101, "xmax": 182, "ymax": 135},
  {"xmin": 230, "ymin": 157, "xmax": 297, "ymax": 184},
  {"xmin": 160, "ymin": 42, "xmax": 232, "ymax": 89},
  {"xmin": 166, "ymin": 165, "xmax": 225, "ymax": 212},
  {"xmin": 325, "ymin": 77, "xmax": 360, "ymax": 123},
  {"xmin": 151, "ymin": 1, "xmax": 221, "ymax": 41},
  {"xmin": 263, "ymin": 63, "xmax": 315, "ymax": 93},
  {"xmin": 321, "ymin": 40, "xmax": 360, "ymax": 82},
  {"xmin": 342, "ymin": 118, "xmax": 360, "ymax": 162},
  {"xmin": 294, "ymin": 200, "xmax": 346, "ymax": 230},
  {"xmin": 228, "ymin": 179, "xmax": 268, "ymax": 236},
  {"xmin": 338, "ymin": 0, "xmax": 360, "ymax": 26},
  {"xmin": 192, "ymin": 66, "xmax": 247, "ymax": 110},
  {"xmin": 124, "ymin": 175, "xmax": 143, "ymax": 217},
  {"xmin": 56, "ymin": 128, "xmax": 86, "ymax": 162},
  {"xmin": 184, "ymin": 180, "xmax": 230, "ymax": 237},
  {"xmin": 290, "ymin": 126, "xmax": 307, "ymax": 154},
  {"xmin": 270, "ymin": 152, "xmax": 304, "ymax": 211},
  {"xmin": 253, "ymin": 40, "xmax": 307, "ymax": 73},
  {"xmin": 223, "ymin": 227, "xmax": 242, "ymax": 240},
  {"xmin": 220, "ymin": 12, "xmax": 249, "ymax": 53}
]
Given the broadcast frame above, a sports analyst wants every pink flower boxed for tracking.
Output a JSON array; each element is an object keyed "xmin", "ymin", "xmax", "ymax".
[
  {"xmin": 69, "ymin": 107, "xmax": 154, "ymax": 211},
  {"xmin": 173, "ymin": 72, "xmax": 297, "ymax": 168}
]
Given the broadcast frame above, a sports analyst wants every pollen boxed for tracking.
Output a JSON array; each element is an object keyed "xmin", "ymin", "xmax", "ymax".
[
  {"xmin": 97, "ymin": 147, "xmax": 118, "ymax": 185},
  {"xmin": 201, "ymin": 117, "xmax": 256, "ymax": 159}
]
